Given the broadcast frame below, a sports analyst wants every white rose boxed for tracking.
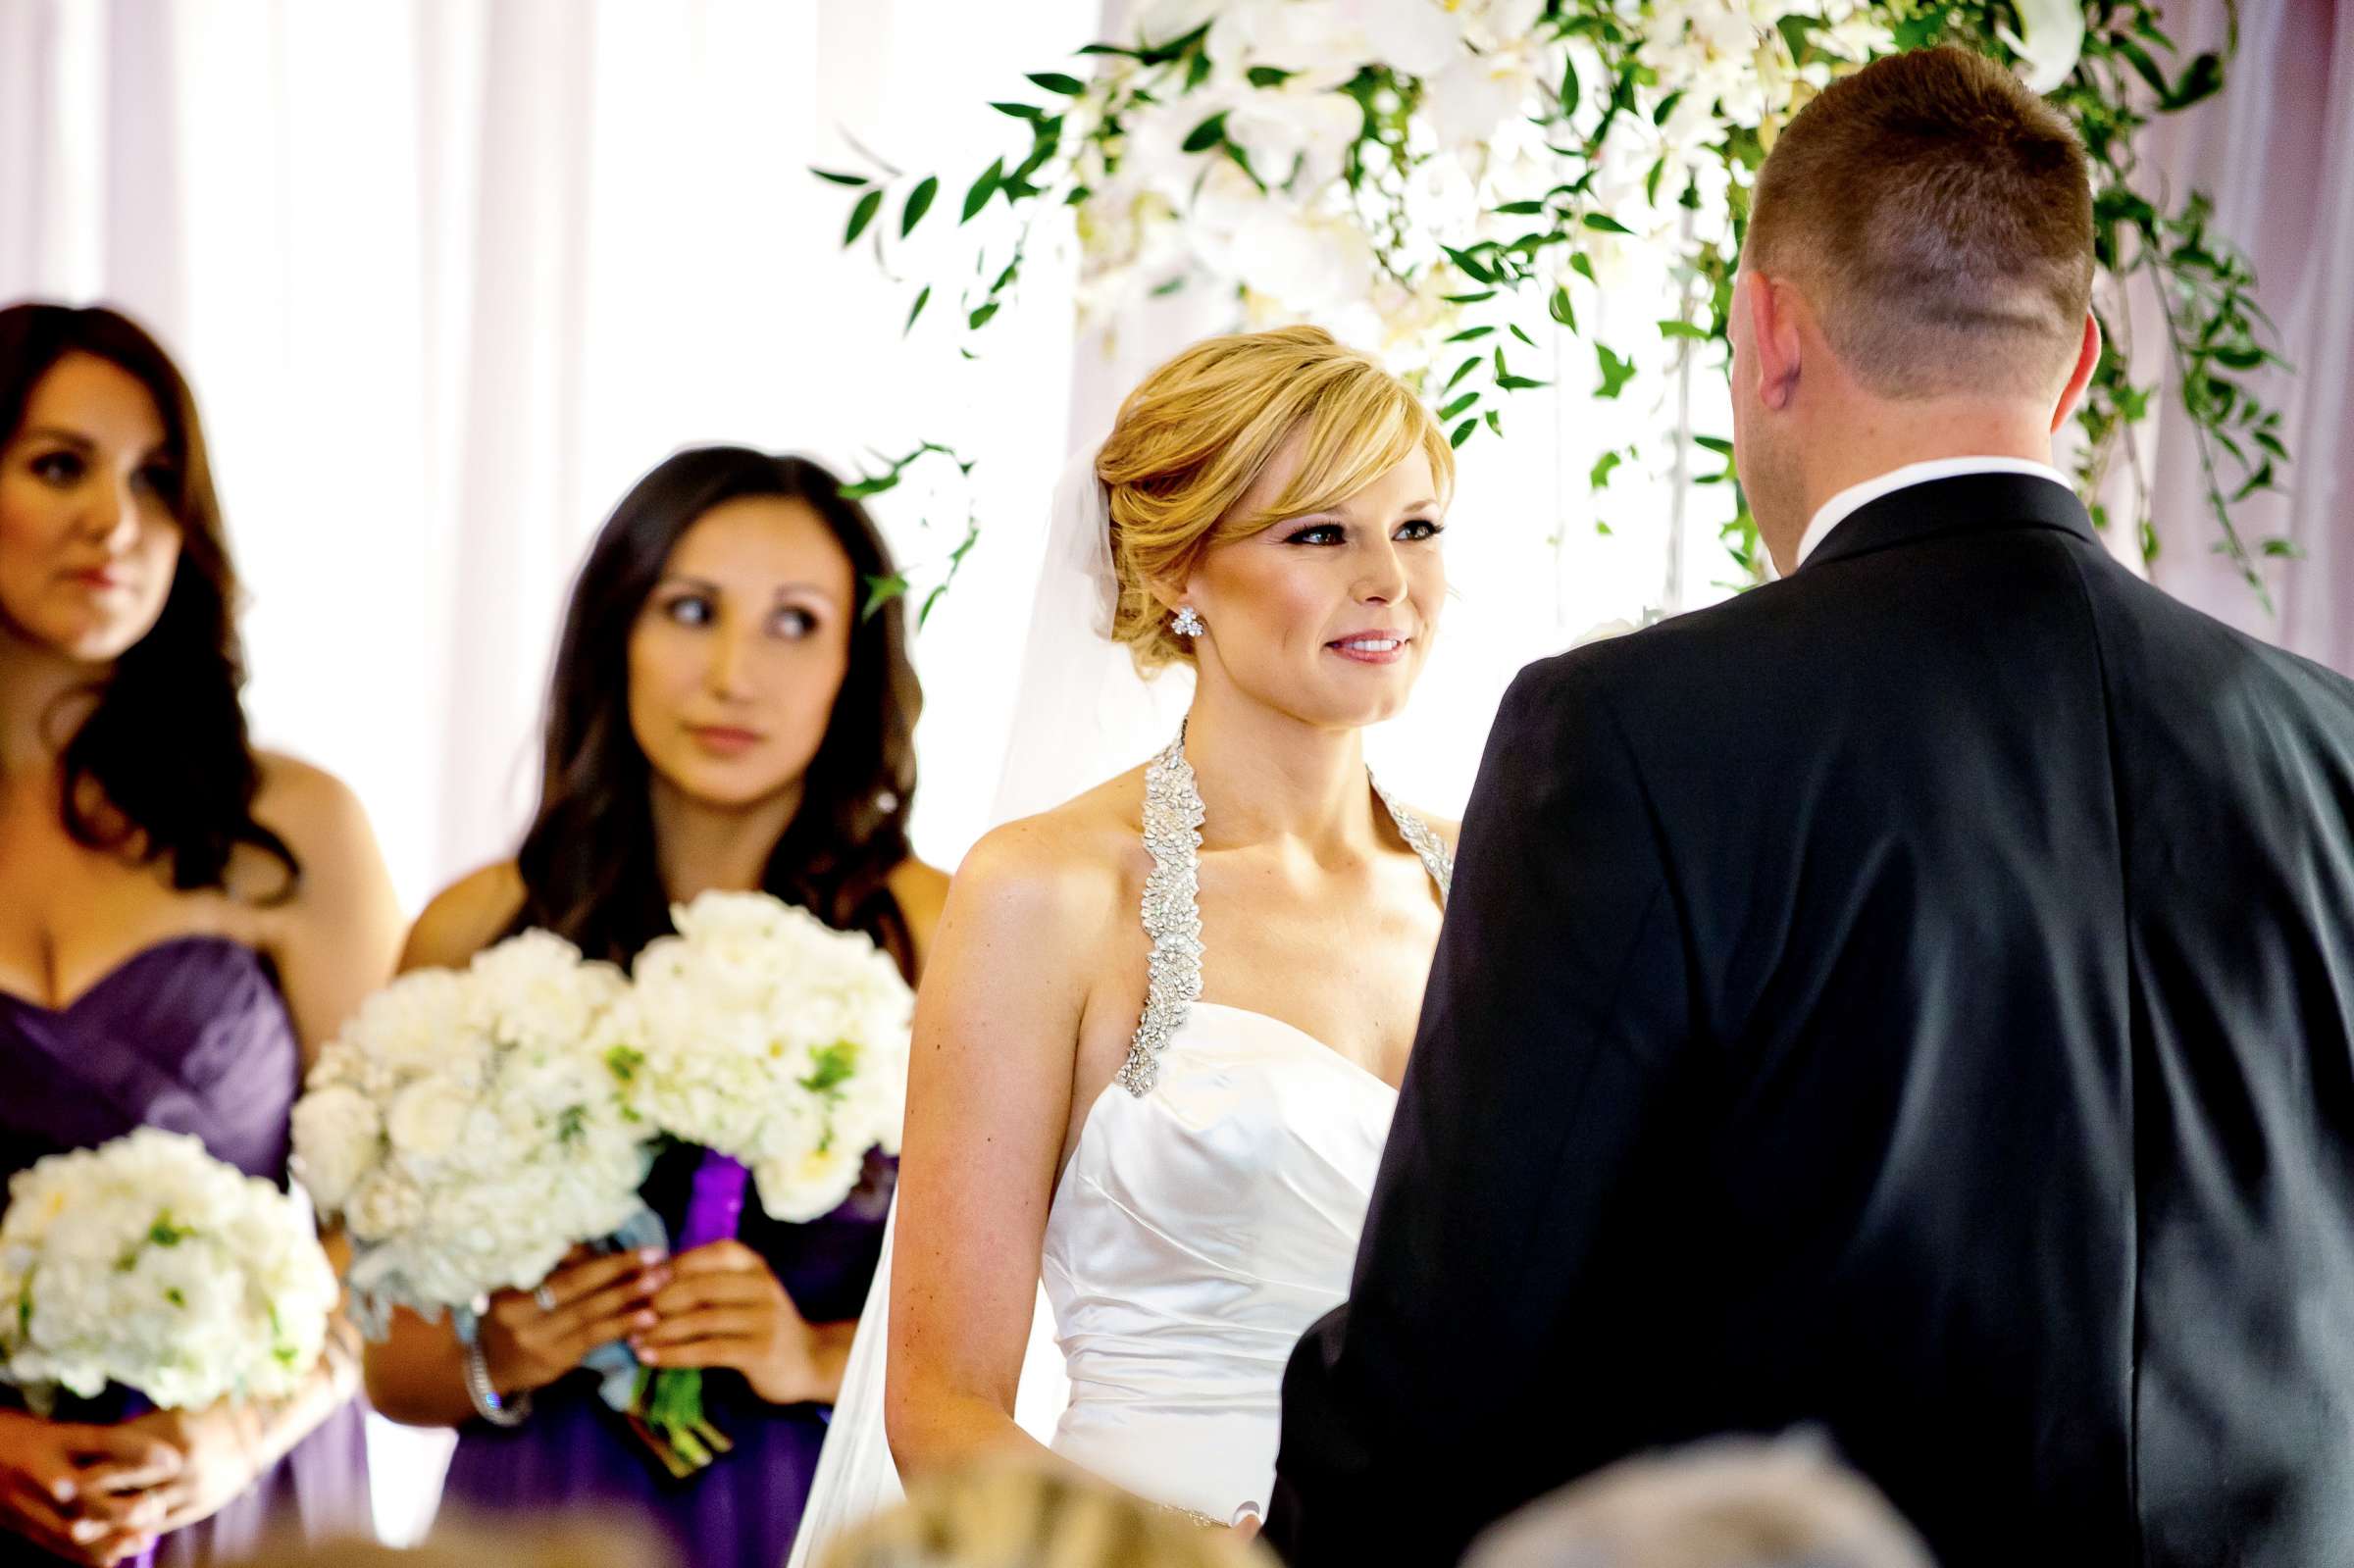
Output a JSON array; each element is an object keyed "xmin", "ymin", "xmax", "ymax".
[{"xmin": 384, "ymin": 1075, "xmax": 473, "ymax": 1162}]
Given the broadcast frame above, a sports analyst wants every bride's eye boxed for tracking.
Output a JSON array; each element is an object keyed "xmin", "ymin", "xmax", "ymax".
[
  {"xmin": 1282, "ymin": 522, "xmax": 1345, "ymax": 546},
  {"xmin": 1395, "ymin": 519, "xmax": 1444, "ymax": 542}
]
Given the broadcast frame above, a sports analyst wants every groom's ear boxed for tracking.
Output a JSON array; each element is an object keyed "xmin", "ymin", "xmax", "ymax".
[
  {"xmin": 1739, "ymin": 270, "xmax": 1804, "ymax": 413},
  {"xmin": 2050, "ymin": 310, "xmax": 2102, "ymax": 433}
]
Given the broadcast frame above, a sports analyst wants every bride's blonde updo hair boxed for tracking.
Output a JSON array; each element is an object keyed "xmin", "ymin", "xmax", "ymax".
[{"xmin": 1096, "ymin": 325, "xmax": 1454, "ymax": 672}]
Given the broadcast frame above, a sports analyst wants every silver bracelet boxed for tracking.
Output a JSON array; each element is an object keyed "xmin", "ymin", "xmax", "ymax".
[{"xmin": 461, "ymin": 1335, "xmax": 532, "ymax": 1428}]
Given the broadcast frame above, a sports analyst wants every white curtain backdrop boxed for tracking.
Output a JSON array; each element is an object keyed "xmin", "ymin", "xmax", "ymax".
[
  {"xmin": 0, "ymin": 0, "xmax": 1095, "ymax": 913},
  {"xmin": 2, "ymin": 0, "xmax": 2348, "ymax": 1544},
  {"xmin": 2125, "ymin": 0, "xmax": 2353, "ymax": 674}
]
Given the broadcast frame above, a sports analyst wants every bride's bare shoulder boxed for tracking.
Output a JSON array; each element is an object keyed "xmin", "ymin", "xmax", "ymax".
[{"xmin": 943, "ymin": 766, "xmax": 1151, "ymax": 936}]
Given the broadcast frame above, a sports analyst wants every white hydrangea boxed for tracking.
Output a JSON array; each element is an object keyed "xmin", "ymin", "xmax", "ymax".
[
  {"xmin": 292, "ymin": 932, "xmax": 651, "ymax": 1318},
  {"xmin": 609, "ymin": 891, "xmax": 912, "ymax": 1225},
  {"xmin": 0, "ymin": 1129, "xmax": 337, "ymax": 1413}
]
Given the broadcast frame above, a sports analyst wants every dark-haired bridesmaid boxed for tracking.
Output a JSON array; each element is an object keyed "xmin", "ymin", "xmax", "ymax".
[
  {"xmin": 364, "ymin": 446, "xmax": 947, "ymax": 1568},
  {"xmin": 0, "ymin": 303, "xmax": 399, "ymax": 1564}
]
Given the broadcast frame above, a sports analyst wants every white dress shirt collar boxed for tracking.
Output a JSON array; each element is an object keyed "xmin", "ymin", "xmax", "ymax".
[{"xmin": 1793, "ymin": 456, "xmax": 2075, "ymax": 570}]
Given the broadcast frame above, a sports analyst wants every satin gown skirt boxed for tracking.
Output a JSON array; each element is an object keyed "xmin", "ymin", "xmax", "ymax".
[
  {"xmin": 1041, "ymin": 1003, "xmax": 1398, "ymax": 1522},
  {"xmin": 0, "ymin": 936, "xmax": 372, "ymax": 1565}
]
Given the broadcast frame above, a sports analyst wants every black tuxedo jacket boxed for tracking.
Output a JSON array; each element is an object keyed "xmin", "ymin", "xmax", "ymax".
[{"xmin": 1265, "ymin": 475, "xmax": 2354, "ymax": 1566}]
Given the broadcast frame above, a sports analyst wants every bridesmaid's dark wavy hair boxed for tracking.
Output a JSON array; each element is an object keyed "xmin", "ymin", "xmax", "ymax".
[
  {"xmin": 0, "ymin": 302, "xmax": 296, "ymax": 893},
  {"xmin": 512, "ymin": 447, "xmax": 921, "ymax": 979}
]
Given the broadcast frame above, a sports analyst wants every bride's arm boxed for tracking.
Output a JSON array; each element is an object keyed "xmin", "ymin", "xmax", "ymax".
[{"xmin": 885, "ymin": 822, "xmax": 1102, "ymax": 1477}]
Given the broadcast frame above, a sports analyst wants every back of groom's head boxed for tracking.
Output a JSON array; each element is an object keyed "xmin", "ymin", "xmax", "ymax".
[{"xmin": 1746, "ymin": 45, "xmax": 2093, "ymax": 401}]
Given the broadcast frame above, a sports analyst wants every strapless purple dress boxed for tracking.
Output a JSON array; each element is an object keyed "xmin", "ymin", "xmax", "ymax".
[
  {"xmin": 436, "ymin": 1141, "xmax": 895, "ymax": 1568},
  {"xmin": 0, "ymin": 935, "xmax": 373, "ymax": 1565}
]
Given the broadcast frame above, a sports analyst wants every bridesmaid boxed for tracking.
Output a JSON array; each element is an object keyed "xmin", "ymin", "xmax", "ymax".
[
  {"xmin": 364, "ymin": 446, "xmax": 947, "ymax": 1568},
  {"xmin": 0, "ymin": 303, "xmax": 401, "ymax": 1563}
]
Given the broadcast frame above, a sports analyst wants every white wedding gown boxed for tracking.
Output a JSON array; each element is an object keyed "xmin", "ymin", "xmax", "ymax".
[{"xmin": 786, "ymin": 730, "xmax": 1450, "ymax": 1557}]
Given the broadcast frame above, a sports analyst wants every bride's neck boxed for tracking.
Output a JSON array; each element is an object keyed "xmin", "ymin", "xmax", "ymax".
[{"xmin": 1182, "ymin": 680, "xmax": 1373, "ymax": 855}]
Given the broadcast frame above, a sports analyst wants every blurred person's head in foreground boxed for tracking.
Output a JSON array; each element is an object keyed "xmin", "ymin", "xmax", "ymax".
[
  {"xmin": 1463, "ymin": 1433, "xmax": 1936, "ymax": 1568},
  {"xmin": 818, "ymin": 1460, "xmax": 1274, "ymax": 1568},
  {"xmin": 226, "ymin": 1512, "xmax": 677, "ymax": 1568}
]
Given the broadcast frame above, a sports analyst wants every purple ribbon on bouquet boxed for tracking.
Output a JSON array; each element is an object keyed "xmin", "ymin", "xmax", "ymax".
[{"xmin": 677, "ymin": 1149, "xmax": 750, "ymax": 1251}]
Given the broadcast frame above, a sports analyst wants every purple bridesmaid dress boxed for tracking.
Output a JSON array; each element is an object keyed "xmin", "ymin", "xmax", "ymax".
[
  {"xmin": 0, "ymin": 934, "xmax": 373, "ymax": 1565},
  {"xmin": 436, "ymin": 1141, "xmax": 895, "ymax": 1568}
]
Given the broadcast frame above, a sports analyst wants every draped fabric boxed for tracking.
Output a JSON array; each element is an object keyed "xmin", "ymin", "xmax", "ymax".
[{"xmin": 0, "ymin": 937, "xmax": 373, "ymax": 1565}]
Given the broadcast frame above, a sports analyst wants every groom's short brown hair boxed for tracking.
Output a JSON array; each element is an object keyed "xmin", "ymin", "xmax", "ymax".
[{"xmin": 1745, "ymin": 45, "xmax": 2094, "ymax": 399}]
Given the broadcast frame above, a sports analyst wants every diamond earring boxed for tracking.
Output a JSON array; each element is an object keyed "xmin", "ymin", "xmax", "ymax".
[{"xmin": 1172, "ymin": 605, "xmax": 1205, "ymax": 637}]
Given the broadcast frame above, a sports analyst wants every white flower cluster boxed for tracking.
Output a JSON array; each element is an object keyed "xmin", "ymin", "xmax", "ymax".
[
  {"xmin": 0, "ymin": 1129, "xmax": 336, "ymax": 1413},
  {"xmin": 603, "ymin": 892, "xmax": 913, "ymax": 1225},
  {"xmin": 1061, "ymin": 0, "xmax": 1958, "ymax": 366},
  {"xmin": 291, "ymin": 931, "xmax": 649, "ymax": 1315}
]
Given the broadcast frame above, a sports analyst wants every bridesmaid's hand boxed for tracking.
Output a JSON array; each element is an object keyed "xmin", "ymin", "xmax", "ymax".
[
  {"xmin": 0, "ymin": 1408, "xmax": 177, "ymax": 1565},
  {"xmin": 482, "ymin": 1246, "xmax": 671, "ymax": 1398},
  {"xmin": 110, "ymin": 1402, "xmax": 263, "ymax": 1539},
  {"xmin": 631, "ymin": 1239, "xmax": 823, "ymax": 1405}
]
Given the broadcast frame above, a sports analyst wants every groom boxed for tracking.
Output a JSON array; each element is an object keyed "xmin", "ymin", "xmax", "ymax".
[{"xmin": 1266, "ymin": 45, "xmax": 2354, "ymax": 1568}]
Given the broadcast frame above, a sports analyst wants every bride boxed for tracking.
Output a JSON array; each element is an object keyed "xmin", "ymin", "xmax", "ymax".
[{"xmin": 883, "ymin": 324, "xmax": 1459, "ymax": 1528}]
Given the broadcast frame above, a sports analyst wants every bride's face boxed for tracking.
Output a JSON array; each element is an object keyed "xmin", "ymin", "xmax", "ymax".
[{"xmin": 1179, "ymin": 435, "xmax": 1445, "ymax": 730}]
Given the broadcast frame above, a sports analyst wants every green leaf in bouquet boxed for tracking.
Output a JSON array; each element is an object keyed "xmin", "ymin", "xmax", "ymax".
[
  {"xmin": 905, "ymin": 284, "xmax": 932, "ymax": 334},
  {"xmin": 1028, "ymin": 71, "xmax": 1087, "ymax": 95},
  {"xmin": 800, "ymin": 1040, "xmax": 861, "ymax": 1101},
  {"xmin": 1181, "ymin": 112, "xmax": 1229, "ymax": 154},
  {"xmin": 991, "ymin": 101, "xmax": 1043, "ymax": 120},
  {"xmin": 1450, "ymin": 418, "xmax": 1477, "ymax": 448},
  {"xmin": 1549, "ymin": 285, "xmax": 1577, "ymax": 331},
  {"xmin": 811, "ymin": 168, "xmax": 868, "ymax": 187},
  {"xmin": 1439, "ymin": 390, "xmax": 1480, "ymax": 421},
  {"xmin": 1582, "ymin": 212, "xmax": 1634, "ymax": 235}
]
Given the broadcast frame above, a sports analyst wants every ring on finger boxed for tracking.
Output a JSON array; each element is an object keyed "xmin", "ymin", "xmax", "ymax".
[{"xmin": 534, "ymin": 1284, "xmax": 559, "ymax": 1314}]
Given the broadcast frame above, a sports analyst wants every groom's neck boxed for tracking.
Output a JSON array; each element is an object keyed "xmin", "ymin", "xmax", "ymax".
[{"xmin": 1794, "ymin": 397, "xmax": 2064, "ymax": 531}]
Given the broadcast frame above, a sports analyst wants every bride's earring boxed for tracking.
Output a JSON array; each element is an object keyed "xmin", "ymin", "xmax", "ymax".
[{"xmin": 1172, "ymin": 605, "xmax": 1205, "ymax": 637}]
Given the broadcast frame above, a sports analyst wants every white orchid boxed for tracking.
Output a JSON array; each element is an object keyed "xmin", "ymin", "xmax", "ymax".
[{"xmin": 1999, "ymin": 0, "xmax": 2085, "ymax": 94}]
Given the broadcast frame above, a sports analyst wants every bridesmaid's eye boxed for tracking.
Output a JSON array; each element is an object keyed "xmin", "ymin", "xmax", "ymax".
[
  {"xmin": 28, "ymin": 451, "xmax": 85, "ymax": 485},
  {"xmin": 1396, "ymin": 519, "xmax": 1443, "ymax": 542},
  {"xmin": 1282, "ymin": 522, "xmax": 1345, "ymax": 546},
  {"xmin": 132, "ymin": 463, "xmax": 178, "ymax": 498},
  {"xmin": 661, "ymin": 594, "xmax": 715, "ymax": 628},
  {"xmin": 771, "ymin": 606, "xmax": 819, "ymax": 639}
]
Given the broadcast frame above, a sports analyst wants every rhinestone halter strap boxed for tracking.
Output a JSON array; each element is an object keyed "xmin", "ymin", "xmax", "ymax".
[{"xmin": 1115, "ymin": 727, "xmax": 1456, "ymax": 1097}]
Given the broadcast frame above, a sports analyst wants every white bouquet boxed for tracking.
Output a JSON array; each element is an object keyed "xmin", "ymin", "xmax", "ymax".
[
  {"xmin": 604, "ymin": 890, "xmax": 913, "ymax": 1225},
  {"xmin": 291, "ymin": 930, "xmax": 653, "ymax": 1321},
  {"xmin": 0, "ymin": 1128, "xmax": 337, "ymax": 1414}
]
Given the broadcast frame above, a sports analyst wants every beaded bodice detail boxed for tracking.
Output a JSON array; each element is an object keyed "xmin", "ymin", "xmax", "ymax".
[{"xmin": 1114, "ymin": 727, "xmax": 1454, "ymax": 1097}]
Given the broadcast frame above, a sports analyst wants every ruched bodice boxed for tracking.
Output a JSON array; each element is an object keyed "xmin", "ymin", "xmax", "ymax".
[
  {"xmin": 1036, "ymin": 731, "xmax": 1448, "ymax": 1522},
  {"xmin": 0, "ymin": 934, "xmax": 371, "ymax": 1564}
]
